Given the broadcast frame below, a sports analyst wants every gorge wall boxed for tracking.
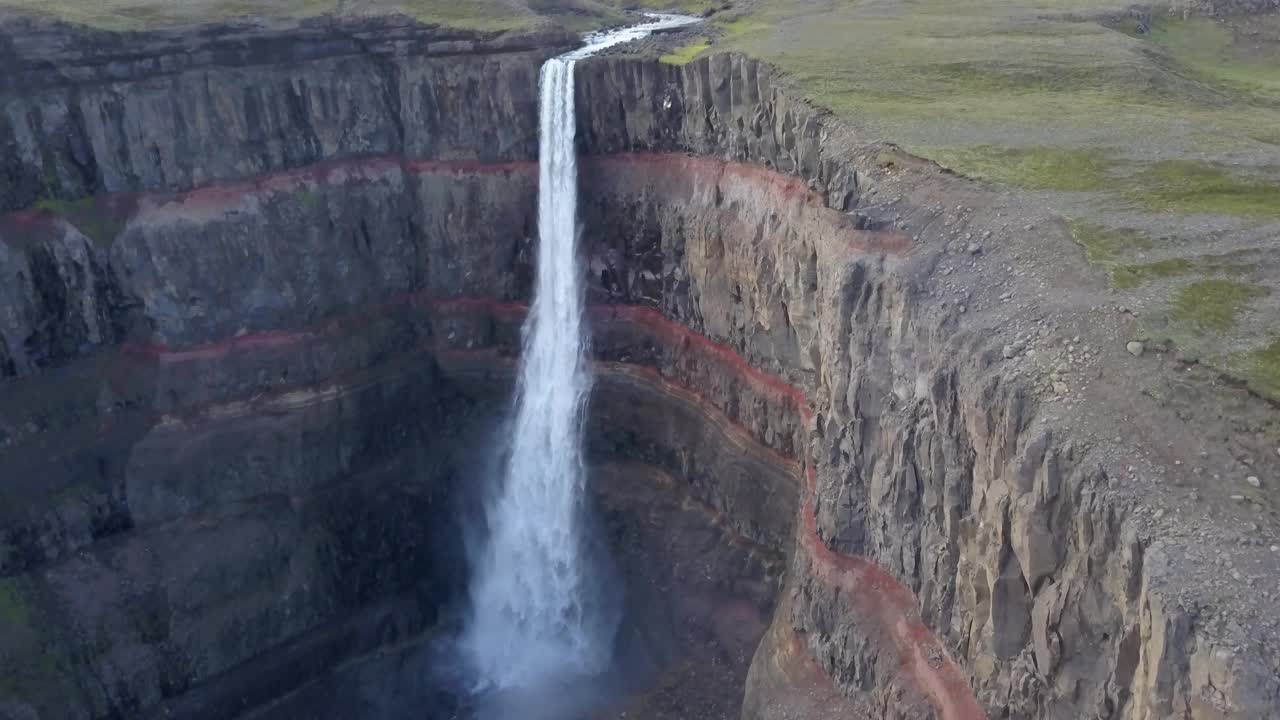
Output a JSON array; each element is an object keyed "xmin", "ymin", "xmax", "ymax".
[{"xmin": 0, "ymin": 15, "xmax": 1276, "ymax": 720}]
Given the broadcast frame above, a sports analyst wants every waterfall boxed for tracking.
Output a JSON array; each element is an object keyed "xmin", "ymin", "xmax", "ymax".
[{"xmin": 462, "ymin": 14, "xmax": 699, "ymax": 691}]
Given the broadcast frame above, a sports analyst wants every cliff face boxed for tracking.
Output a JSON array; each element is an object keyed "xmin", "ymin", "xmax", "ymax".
[
  {"xmin": 573, "ymin": 56, "xmax": 1279, "ymax": 720},
  {"xmin": 0, "ymin": 17, "xmax": 1277, "ymax": 720},
  {"xmin": 0, "ymin": 14, "xmax": 567, "ymax": 213},
  {"xmin": 0, "ymin": 20, "xmax": 554, "ymax": 720}
]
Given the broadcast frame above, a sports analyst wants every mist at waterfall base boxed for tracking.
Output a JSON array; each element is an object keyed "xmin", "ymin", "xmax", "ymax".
[{"xmin": 445, "ymin": 14, "xmax": 699, "ymax": 720}]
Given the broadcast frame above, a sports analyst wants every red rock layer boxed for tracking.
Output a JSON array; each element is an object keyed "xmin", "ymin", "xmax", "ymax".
[
  {"xmin": 2, "ymin": 152, "xmax": 974, "ymax": 718},
  {"xmin": 124, "ymin": 294, "xmax": 983, "ymax": 720}
]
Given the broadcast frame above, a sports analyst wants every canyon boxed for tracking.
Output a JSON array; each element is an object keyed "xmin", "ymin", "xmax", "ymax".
[{"xmin": 1, "ymin": 10, "xmax": 1279, "ymax": 720}]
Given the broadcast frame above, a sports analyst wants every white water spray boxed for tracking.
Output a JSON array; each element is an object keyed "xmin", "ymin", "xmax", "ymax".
[{"xmin": 463, "ymin": 14, "xmax": 699, "ymax": 691}]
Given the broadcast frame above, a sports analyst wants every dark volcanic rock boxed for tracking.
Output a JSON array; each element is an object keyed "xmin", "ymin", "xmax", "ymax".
[
  {"xmin": 1, "ymin": 16, "xmax": 1277, "ymax": 720},
  {"xmin": 0, "ymin": 16, "xmax": 565, "ymax": 212}
]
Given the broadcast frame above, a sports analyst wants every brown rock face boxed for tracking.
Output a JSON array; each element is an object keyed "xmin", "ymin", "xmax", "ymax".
[{"xmin": 1, "ymin": 17, "xmax": 1277, "ymax": 720}]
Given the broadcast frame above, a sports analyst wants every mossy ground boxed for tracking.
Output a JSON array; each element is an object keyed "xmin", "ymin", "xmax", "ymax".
[
  {"xmin": 1068, "ymin": 221, "xmax": 1263, "ymax": 291},
  {"xmin": 1170, "ymin": 280, "xmax": 1267, "ymax": 334},
  {"xmin": 660, "ymin": 38, "xmax": 709, "ymax": 64},
  {"xmin": 706, "ymin": 0, "xmax": 1280, "ymax": 207},
  {"xmin": 0, "ymin": 578, "xmax": 29, "ymax": 627},
  {"xmin": 699, "ymin": 0, "xmax": 1280, "ymax": 398},
  {"xmin": 925, "ymin": 146, "xmax": 1113, "ymax": 192},
  {"xmin": 0, "ymin": 577, "xmax": 72, "ymax": 707},
  {"xmin": 1232, "ymin": 339, "xmax": 1280, "ymax": 399},
  {"xmin": 30, "ymin": 196, "xmax": 128, "ymax": 246},
  {"xmin": 1111, "ymin": 258, "xmax": 1194, "ymax": 290},
  {"xmin": 1128, "ymin": 160, "xmax": 1280, "ymax": 219},
  {"xmin": 1069, "ymin": 222, "xmax": 1154, "ymax": 266},
  {"xmin": 1143, "ymin": 16, "xmax": 1280, "ymax": 105}
]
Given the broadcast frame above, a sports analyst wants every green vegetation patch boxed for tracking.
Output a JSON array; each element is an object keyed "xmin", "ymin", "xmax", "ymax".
[
  {"xmin": 296, "ymin": 189, "xmax": 322, "ymax": 208},
  {"xmin": 1145, "ymin": 16, "xmax": 1280, "ymax": 105},
  {"xmin": 31, "ymin": 196, "xmax": 127, "ymax": 247},
  {"xmin": 1066, "ymin": 222, "xmax": 1211, "ymax": 290},
  {"xmin": 1129, "ymin": 160, "xmax": 1280, "ymax": 218},
  {"xmin": 0, "ymin": 577, "xmax": 68, "ymax": 706},
  {"xmin": 1170, "ymin": 279, "xmax": 1267, "ymax": 332},
  {"xmin": 32, "ymin": 196, "xmax": 97, "ymax": 216},
  {"xmin": 1111, "ymin": 257, "xmax": 1194, "ymax": 289},
  {"xmin": 1250, "ymin": 130, "xmax": 1280, "ymax": 146},
  {"xmin": 660, "ymin": 38, "xmax": 709, "ymax": 64},
  {"xmin": 702, "ymin": 0, "xmax": 1280, "ymax": 206},
  {"xmin": 924, "ymin": 145, "xmax": 1113, "ymax": 192},
  {"xmin": 1069, "ymin": 222, "xmax": 1153, "ymax": 264},
  {"xmin": 1114, "ymin": 249, "xmax": 1258, "ymax": 289},
  {"xmin": 715, "ymin": 14, "xmax": 768, "ymax": 39},
  {"xmin": 912, "ymin": 61, "xmax": 1134, "ymax": 96},
  {"xmin": 0, "ymin": 578, "xmax": 30, "ymax": 628},
  {"xmin": 1231, "ymin": 339, "xmax": 1280, "ymax": 400}
]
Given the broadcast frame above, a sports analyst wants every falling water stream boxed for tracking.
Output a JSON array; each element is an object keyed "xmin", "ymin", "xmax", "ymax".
[{"xmin": 463, "ymin": 14, "xmax": 699, "ymax": 691}]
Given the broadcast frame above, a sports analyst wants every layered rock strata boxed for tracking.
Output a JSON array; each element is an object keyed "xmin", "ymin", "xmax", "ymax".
[{"xmin": 1, "ymin": 18, "xmax": 1277, "ymax": 720}]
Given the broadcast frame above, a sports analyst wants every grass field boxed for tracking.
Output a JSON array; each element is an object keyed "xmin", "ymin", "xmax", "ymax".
[{"xmin": 701, "ymin": 0, "xmax": 1280, "ymax": 398}]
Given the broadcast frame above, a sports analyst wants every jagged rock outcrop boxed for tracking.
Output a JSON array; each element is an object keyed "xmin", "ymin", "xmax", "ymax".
[{"xmin": 1, "ymin": 16, "xmax": 1277, "ymax": 720}]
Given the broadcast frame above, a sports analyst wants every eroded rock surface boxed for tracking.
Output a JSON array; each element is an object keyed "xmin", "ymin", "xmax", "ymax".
[{"xmin": 1, "ymin": 16, "xmax": 1277, "ymax": 720}]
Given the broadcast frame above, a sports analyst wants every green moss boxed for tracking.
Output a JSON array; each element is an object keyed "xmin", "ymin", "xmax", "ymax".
[
  {"xmin": 660, "ymin": 38, "xmax": 710, "ymax": 64},
  {"xmin": 1129, "ymin": 160, "xmax": 1280, "ymax": 218},
  {"xmin": 715, "ymin": 15, "xmax": 768, "ymax": 39},
  {"xmin": 1117, "ymin": 250, "xmax": 1258, "ymax": 288},
  {"xmin": 0, "ymin": 579, "xmax": 30, "ymax": 628},
  {"xmin": 1145, "ymin": 16, "xmax": 1280, "ymax": 105},
  {"xmin": 924, "ymin": 145, "xmax": 1112, "ymax": 191},
  {"xmin": 32, "ymin": 197, "xmax": 95, "ymax": 215},
  {"xmin": 1248, "ymin": 125, "xmax": 1280, "ymax": 146},
  {"xmin": 1112, "ymin": 257, "xmax": 1194, "ymax": 289},
  {"xmin": 1070, "ymin": 221, "xmax": 1261, "ymax": 289},
  {"xmin": 1069, "ymin": 222, "xmax": 1153, "ymax": 264},
  {"xmin": 1170, "ymin": 279, "xmax": 1267, "ymax": 332},
  {"xmin": 912, "ymin": 61, "xmax": 1139, "ymax": 96},
  {"xmin": 1232, "ymin": 339, "xmax": 1280, "ymax": 400},
  {"xmin": 1067, "ymin": 223, "xmax": 1199, "ymax": 290},
  {"xmin": 30, "ymin": 196, "xmax": 126, "ymax": 246},
  {"xmin": 41, "ymin": 163, "xmax": 59, "ymax": 190}
]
